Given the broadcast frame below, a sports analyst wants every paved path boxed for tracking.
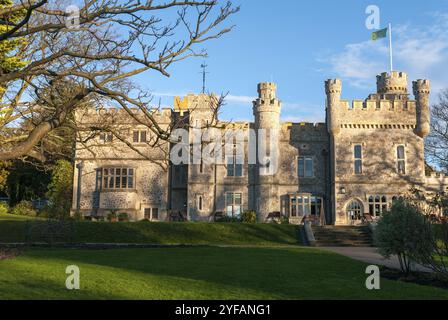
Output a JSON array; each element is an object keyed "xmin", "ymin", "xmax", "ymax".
[{"xmin": 319, "ymin": 247, "xmax": 433, "ymax": 273}]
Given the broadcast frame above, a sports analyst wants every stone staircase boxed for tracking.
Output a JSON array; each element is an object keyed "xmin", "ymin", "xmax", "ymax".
[{"xmin": 312, "ymin": 226, "xmax": 374, "ymax": 247}]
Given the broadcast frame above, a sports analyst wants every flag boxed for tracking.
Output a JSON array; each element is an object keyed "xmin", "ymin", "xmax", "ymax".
[{"xmin": 371, "ymin": 27, "xmax": 388, "ymax": 41}]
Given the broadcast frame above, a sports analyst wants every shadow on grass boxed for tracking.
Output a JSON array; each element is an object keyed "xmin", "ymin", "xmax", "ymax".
[
  {"xmin": 11, "ymin": 247, "xmax": 448, "ymax": 300},
  {"xmin": 72, "ymin": 222, "xmax": 301, "ymax": 246}
]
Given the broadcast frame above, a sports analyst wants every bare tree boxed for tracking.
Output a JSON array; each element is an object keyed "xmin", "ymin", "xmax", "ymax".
[
  {"xmin": 426, "ymin": 89, "xmax": 448, "ymax": 172},
  {"xmin": 0, "ymin": 0, "xmax": 239, "ymax": 161}
]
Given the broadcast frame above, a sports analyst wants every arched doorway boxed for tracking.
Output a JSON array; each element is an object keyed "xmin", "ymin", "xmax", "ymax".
[{"xmin": 346, "ymin": 200, "xmax": 363, "ymax": 224}]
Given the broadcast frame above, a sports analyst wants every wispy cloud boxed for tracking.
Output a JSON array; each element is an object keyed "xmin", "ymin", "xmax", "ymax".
[
  {"xmin": 321, "ymin": 12, "xmax": 448, "ymax": 95},
  {"xmin": 225, "ymin": 95, "xmax": 255, "ymax": 104}
]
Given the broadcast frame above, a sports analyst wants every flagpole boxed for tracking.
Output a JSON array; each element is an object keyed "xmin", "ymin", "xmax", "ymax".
[{"xmin": 389, "ymin": 23, "xmax": 393, "ymax": 72}]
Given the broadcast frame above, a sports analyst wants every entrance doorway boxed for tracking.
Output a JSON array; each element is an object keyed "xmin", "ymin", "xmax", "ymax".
[{"xmin": 346, "ymin": 200, "xmax": 363, "ymax": 224}]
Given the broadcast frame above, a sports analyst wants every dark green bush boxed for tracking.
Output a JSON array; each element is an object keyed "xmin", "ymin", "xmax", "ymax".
[
  {"xmin": 107, "ymin": 210, "xmax": 118, "ymax": 222},
  {"xmin": 215, "ymin": 216, "xmax": 241, "ymax": 223},
  {"xmin": 118, "ymin": 212, "xmax": 130, "ymax": 222},
  {"xmin": 374, "ymin": 200, "xmax": 433, "ymax": 276}
]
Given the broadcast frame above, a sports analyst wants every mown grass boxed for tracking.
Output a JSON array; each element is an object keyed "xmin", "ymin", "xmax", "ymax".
[
  {"xmin": 1, "ymin": 247, "xmax": 448, "ymax": 300},
  {"xmin": 0, "ymin": 213, "xmax": 300, "ymax": 246}
]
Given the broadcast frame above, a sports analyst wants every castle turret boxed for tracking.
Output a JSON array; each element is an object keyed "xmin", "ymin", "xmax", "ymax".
[
  {"xmin": 325, "ymin": 79, "xmax": 342, "ymax": 135},
  {"xmin": 413, "ymin": 79, "xmax": 431, "ymax": 138},
  {"xmin": 376, "ymin": 71, "xmax": 408, "ymax": 95},
  {"xmin": 253, "ymin": 82, "xmax": 281, "ymax": 221},
  {"xmin": 253, "ymin": 82, "xmax": 281, "ymax": 130}
]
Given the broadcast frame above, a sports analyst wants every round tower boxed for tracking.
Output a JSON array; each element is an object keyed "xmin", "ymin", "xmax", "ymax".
[
  {"xmin": 413, "ymin": 79, "xmax": 431, "ymax": 138},
  {"xmin": 325, "ymin": 79, "xmax": 342, "ymax": 135},
  {"xmin": 376, "ymin": 71, "xmax": 408, "ymax": 94},
  {"xmin": 253, "ymin": 82, "xmax": 281, "ymax": 130},
  {"xmin": 253, "ymin": 82, "xmax": 281, "ymax": 222}
]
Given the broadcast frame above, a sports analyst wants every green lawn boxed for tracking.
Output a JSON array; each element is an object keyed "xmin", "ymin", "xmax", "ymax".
[
  {"xmin": 0, "ymin": 213, "xmax": 300, "ymax": 246},
  {"xmin": 1, "ymin": 247, "xmax": 448, "ymax": 300},
  {"xmin": 0, "ymin": 213, "xmax": 42, "ymax": 221}
]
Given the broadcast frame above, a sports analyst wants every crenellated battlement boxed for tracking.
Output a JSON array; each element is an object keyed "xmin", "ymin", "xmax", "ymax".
[
  {"xmin": 325, "ymin": 79, "xmax": 342, "ymax": 94},
  {"xmin": 377, "ymin": 71, "xmax": 408, "ymax": 94},
  {"xmin": 76, "ymin": 106, "xmax": 173, "ymax": 124},
  {"xmin": 338, "ymin": 99, "xmax": 417, "ymax": 112},
  {"xmin": 257, "ymin": 82, "xmax": 277, "ymax": 99},
  {"xmin": 413, "ymin": 79, "xmax": 430, "ymax": 94},
  {"xmin": 325, "ymin": 71, "xmax": 433, "ymax": 133}
]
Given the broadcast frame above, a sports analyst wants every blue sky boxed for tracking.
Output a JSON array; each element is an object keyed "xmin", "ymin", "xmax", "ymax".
[{"xmin": 136, "ymin": 0, "xmax": 448, "ymax": 123}]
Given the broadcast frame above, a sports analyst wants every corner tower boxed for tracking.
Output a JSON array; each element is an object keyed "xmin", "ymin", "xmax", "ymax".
[
  {"xmin": 253, "ymin": 83, "xmax": 281, "ymax": 130},
  {"xmin": 253, "ymin": 82, "xmax": 281, "ymax": 221},
  {"xmin": 325, "ymin": 79, "xmax": 342, "ymax": 136},
  {"xmin": 413, "ymin": 79, "xmax": 431, "ymax": 138}
]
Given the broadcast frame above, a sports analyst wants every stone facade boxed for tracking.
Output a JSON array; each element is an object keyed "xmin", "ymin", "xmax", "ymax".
[{"xmin": 72, "ymin": 71, "xmax": 448, "ymax": 224}]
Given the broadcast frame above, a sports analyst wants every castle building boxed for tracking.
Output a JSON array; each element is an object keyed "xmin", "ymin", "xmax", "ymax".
[{"xmin": 72, "ymin": 71, "xmax": 448, "ymax": 225}]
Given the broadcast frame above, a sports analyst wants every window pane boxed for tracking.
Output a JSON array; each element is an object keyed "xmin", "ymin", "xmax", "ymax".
[
  {"xmin": 354, "ymin": 145, "xmax": 362, "ymax": 159},
  {"xmin": 115, "ymin": 177, "xmax": 120, "ymax": 188},
  {"xmin": 355, "ymin": 160, "xmax": 363, "ymax": 174},
  {"xmin": 109, "ymin": 177, "xmax": 114, "ymax": 189},
  {"xmin": 152, "ymin": 208, "xmax": 159, "ymax": 220},
  {"xmin": 227, "ymin": 165, "xmax": 234, "ymax": 177},
  {"xmin": 140, "ymin": 131, "xmax": 147, "ymax": 143},
  {"xmin": 235, "ymin": 193, "xmax": 242, "ymax": 205},
  {"xmin": 128, "ymin": 177, "xmax": 134, "ymax": 189},
  {"xmin": 122, "ymin": 177, "xmax": 127, "ymax": 188},
  {"xmin": 291, "ymin": 205, "xmax": 297, "ymax": 217},
  {"xmin": 122, "ymin": 168, "xmax": 127, "ymax": 175},
  {"xmin": 129, "ymin": 169, "xmax": 134, "ymax": 176},
  {"xmin": 144, "ymin": 208, "xmax": 151, "ymax": 220},
  {"xmin": 116, "ymin": 168, "xmax": 121, "ymax": 175},
  {"xmin": 298, "ymin": 204, "xmax": 304, "ymax": 216},
  {"xmin": 305, "ymin": 158, "xmax": 313, "ymax": 177},
  {"xmin": 398, "ymin": 160, "xmax": 406, "ymax": 174},
  {"xmin": 226, "ymin": 193, "xmax": 233, "ymax": 205},
  {"xmin": 226, "ymin": 206, "xmax": 233, "ymax": 217},
  {"xmin": 397, "ymin": 146, "xmax": 405, "ymax": 159},
  {"xmin": 133, "ymin": 131, "xmax": 139, "ymax": 143},
  {"xmin": 235, "ymin": 164, "xmax": 243, "ymax": 177},
  {"xmin": 234, "ymin": 206, "xmax": 242, "ymax": 217},
  {"xmin": 298, "ymin": 158, "xmax": 304, "ymax": 177}
]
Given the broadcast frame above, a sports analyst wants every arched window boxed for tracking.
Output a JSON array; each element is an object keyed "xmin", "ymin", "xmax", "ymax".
[{"xmin": 347, "ymin": 200, "xmax": 363, "ymax": 221}]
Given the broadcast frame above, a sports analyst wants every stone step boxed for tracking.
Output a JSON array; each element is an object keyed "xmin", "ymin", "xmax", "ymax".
[{"xmin": 311, "ymin": 226, "xmax": 374, "ymax": 247}]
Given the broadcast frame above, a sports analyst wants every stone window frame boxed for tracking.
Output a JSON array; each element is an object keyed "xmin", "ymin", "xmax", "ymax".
[
  {"xmin": 132, "ymin": 129, "xmax": 147, "ymax": 144},
  {"xmin": 395, "ymin": 144, "xmax": 407, "ymax": 175},
  {"xmin": 101, "ymin": 167, "xmax": 136, "ymax": 191},
  {"xmin": 144, "ymin": 207, "xmax": 160, "ymax": 221},
  {"xmin": 225, "ymin": 154, "xmax": 244, "ymax": 178},
  {"xmin": 368, "ymin": 195, "xmax": 388, "ymax": 217},
  {"xmin": 99, "ymin": 132, "xmax": 113, "ymax": 144},
  {"xmin": 352, "ymin": 143, "xmax": 364, "ymax": 175},
  {"xmin": 297, "ymin": 156, "xmax": 314, "ymax": 178},
  {"xmin": 225, "ymin": 192, "xmax": 243, "ymax": 217},
  {"xmin": 196, "ymin": 194, "xmax": 205, "ymax": 212}
]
